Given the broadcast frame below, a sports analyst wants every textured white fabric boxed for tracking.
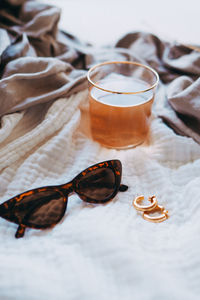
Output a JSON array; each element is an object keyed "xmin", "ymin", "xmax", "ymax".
[{"xmin": 0, "ymin": 90, "xmax": 200, "ymax": 300}]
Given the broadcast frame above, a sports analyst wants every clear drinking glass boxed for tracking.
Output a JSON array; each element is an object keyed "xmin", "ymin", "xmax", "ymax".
[{"xmin": 87, "ymin": 61, "xmax": 159, "ymax": 149}]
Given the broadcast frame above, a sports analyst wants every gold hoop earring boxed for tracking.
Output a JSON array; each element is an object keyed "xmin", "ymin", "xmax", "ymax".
[
  {"xmin": 133, "ymin": 195, "xmax": 158, "ymax": 212},
  {"xmin": 143, "ymin": 205, "xmax": 169, "ymax": 223}
]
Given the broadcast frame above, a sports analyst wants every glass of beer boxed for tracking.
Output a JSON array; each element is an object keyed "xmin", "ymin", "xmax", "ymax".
[{"xmin": 87, "ymin": 61, "xmax": 159, "ymax": 149}]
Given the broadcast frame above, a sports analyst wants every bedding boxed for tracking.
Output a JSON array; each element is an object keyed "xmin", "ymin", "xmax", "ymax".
[{"xmin": 0, "ymin": 1, "xmax": 200, "ymax": 299}]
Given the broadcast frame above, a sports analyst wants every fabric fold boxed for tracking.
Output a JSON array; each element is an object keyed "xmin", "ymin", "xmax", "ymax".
[
  {"xmin": 0, "ymin": 56, "xmax": 87, "ymax": 115},
  {"xmin": 115, "ymin": 31, "xmax": 200, "ymax": 144},
  {"xmin": 0, "ymin": 0, "xmax": 89, "ymax": 115}
]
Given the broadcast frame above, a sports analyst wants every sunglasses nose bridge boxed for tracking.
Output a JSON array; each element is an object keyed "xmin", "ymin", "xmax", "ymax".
[{"xmin": 59, "ymin": 181, "xmax": 74, "ymax": 194}]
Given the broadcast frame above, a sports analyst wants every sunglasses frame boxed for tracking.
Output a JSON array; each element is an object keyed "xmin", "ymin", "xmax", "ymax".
[{"xmin": 0, "ymin": 160, "xmax": 127, "ymax": 238}]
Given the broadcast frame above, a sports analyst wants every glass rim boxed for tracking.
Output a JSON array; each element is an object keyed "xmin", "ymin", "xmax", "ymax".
[{"xmin": 87, "ymin": 61, "xmax": 159, "ymax": 95}]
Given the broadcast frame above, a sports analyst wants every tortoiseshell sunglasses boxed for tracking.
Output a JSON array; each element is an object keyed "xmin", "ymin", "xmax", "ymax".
[{"xmin": 0, "ymin": 160, "xmax": 128, "ymax": 238}]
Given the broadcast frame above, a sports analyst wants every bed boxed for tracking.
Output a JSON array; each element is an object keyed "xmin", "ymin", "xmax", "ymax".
[{"xmin": 0, "ymin": 1, "xmax": 200, "ymax": 299}]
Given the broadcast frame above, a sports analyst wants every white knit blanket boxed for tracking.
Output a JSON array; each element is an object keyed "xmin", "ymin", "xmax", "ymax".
[{"xmin": 0, "ymin": 90, "xmax": 200, "ymax": 300}]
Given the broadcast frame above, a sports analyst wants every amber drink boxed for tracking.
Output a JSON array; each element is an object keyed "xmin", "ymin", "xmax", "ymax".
[{"xmin": 87, "ymin": 62, "xmax": 159, "ymax": 149}]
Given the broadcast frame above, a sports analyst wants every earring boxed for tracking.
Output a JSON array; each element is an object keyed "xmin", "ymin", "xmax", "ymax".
[
  {"xmin": 143, "ymin": 205, "xmax": 168, "ymax": 223},
  {"xmin": 133, "ymin": 195, "xmax": 158, "ymax": 212},
  {"xmin": 133, "ymin": 195, "xmax": 168, "ymax": 223}
]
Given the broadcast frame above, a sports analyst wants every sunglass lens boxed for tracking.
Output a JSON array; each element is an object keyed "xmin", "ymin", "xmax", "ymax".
[
  {"xmin": 2, "ymin": 189, "xmax": 67, "ymax": 228},
  {"xmin": 76, "ymin": 168, "xmax": 116, "ymax": 202},
  {"xmin": 24, "ymin": 189, "xmax": 66, "ymax": 228}
]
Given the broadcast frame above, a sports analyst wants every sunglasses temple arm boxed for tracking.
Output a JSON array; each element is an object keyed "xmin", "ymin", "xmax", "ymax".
[
  {"xmin": 119, "ymin": 184, "xmax": 128, "ymax": 192},
  {"xmin": 15, "ymin": 224, "xmax": 26, "ymax": 238}
]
